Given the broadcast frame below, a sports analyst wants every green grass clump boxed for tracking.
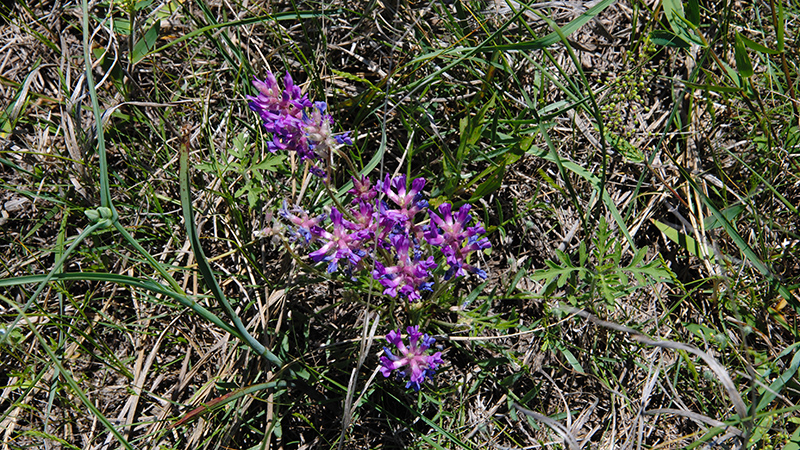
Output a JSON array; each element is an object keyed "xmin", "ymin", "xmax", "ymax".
[{"xmin": 1, "ymin": 0, "xmax": 799, "ymax": 449}]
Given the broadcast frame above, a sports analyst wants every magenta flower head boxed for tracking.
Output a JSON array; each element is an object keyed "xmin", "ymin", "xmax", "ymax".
[
  {"xmin": 248, "ymin": 71, "xmax": 311, "ymax": 132},
  {"xmin": 372, "ymin": 233, "xmax": 436, "ymax": 302},
  {"xmin": 348, "ymin": 175, "xmax": 378, "ymax": 203},
  {"xmin": 278, "ymin": 201, "xmax": 326, "ymax": 244},
  {"xmin": 308, "ymin": 207, "xmax": 373, "ymax": 274},
  {"xmin": 425, "ymin": 202, "xmax": 491, "ymax": 280},
  {"xmin": 380, "ymin": 325, "xmax": 444, "ymax": 391},
  {"xmin": 248, "ymin": 71, "xmax": 352, "ymax": 164},
  {"xmin": 377, "ymin": 174, "xmax": 428, "ymax": 224}
]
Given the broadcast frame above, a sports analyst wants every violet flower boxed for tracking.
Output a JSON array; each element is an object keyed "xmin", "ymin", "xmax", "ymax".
[
  {"xmin": 279, "ymin": 201, "xmax": 325, "ymax": 244},
  {"xmin": 372, "ymin": 234, "xmax": 436, "ymax": 302},
  {"xmin": 377, "ymin": 174, "xmax": 428, "ymax": 225},
  {"xmin": 348, "ymin": 175, "xmax": 378, "ymax": 203},
  {"xmin": 308, "ymin": 207, "xmax": 373, "ymax": 274},
  {"xmin": 248, "ymin": 71, "xmax": 310, "ymax": 134},
  {"xmin": 425, "ymin": 203, "xmax": 491, "ymax": 280},
  {"xmin": 248, "ymin": 71, "xmax": 351, "ymax": 163},
  {"xmin": 380, "ymin": 326, "xmax": 444, "ymax": 391}
]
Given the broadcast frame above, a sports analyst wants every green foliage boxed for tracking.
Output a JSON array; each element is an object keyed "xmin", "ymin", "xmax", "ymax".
[
  {"xmin": 195, "ymin": 130, "xmax": 286, "ymax": 210},
  {"xmin": 534, "ymin": 218, "xmax": 673, "ymax": 311},
  {"xmin": 2, "ymin": 0, "xmax": 799, "ymax": 448}
]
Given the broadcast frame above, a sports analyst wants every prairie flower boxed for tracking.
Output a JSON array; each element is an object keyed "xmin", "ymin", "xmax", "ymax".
[{"xmin": 380, "ymin": 326, "xmax": 444, "ymax": 391}]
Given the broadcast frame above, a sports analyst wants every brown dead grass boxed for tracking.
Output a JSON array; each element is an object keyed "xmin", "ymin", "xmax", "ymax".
[{"xmin": 1, "ymin": 0, "xmax": 799, "ymax": 449}]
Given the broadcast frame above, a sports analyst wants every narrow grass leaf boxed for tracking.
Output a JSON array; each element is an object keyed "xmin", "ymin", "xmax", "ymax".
[
  {"xmin": 734, "ymin": 32, "xmax": 754, "ymax": 78},
  {"xmin": 0, "ymin": 222, "xmax": 102, "ymax": 347},
  {"xmin": 737, "ymin": 33, "xmax": 780, "ymax": 55},
  {"xmin": 652, "ymin": 218, "xmax": 715, "ymax": 262},
  {"xmin": 674, "ymin": 165, "xmax": 795, "ymax": 307},
  {"xmin": 484, "ymin": 0, "xmax": 615, "ymax": 51},
  {"xmin": 755, "ymin": 342, "xmax": 800, "ymax": 411},
  {"xmin": 527, "ymin": 145, "xmax": 636, "ymax": 248},
  {"xmin": 650, "ymin": 30, "xmax": 691, "ymax": 48},
  {"xmin": 169, "ymin": 381, "xmax": 289, "ymax": 429},
  {"xmin": 0, "ymin": 272, "xmax": 240, "ymax": 337},
  {"xmin": 703, "ymin": 205, "xmax": 745, "ymax": 230},
  {"xmin": 7, "ymin": 301, "xmax": 133, "ymax": 450},
  {"xmin": 131, "ymin": 21, "xmax": 160, "ymax": 65},
  {"xmin": 179, "ymin": 127, "xmax": 283, "ymax": 366},
  {"xmin": 662, "ymin": 0, "xmax": 702, "ymax": 47}
]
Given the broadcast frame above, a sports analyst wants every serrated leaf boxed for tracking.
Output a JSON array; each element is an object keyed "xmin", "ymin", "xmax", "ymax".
[
  {"xmin": 195, "ymin": 162, "xmax": 216, "ymax": 173},
  {"xmin": 628, "ymin": 246, "xmax": 648, "ymax": 267},
  {"xmin": 233, "ymin": 131, "xmax": 249, "ymax": 154},
  {"xmin": 247, "ymin": 189, "xmax": 259, "ymax": 209}
]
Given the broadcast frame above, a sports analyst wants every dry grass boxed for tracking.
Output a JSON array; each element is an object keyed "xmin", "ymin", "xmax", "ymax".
[{"xmin": 2, "ymin": 0, "xmax": 799, "ymax": 449}]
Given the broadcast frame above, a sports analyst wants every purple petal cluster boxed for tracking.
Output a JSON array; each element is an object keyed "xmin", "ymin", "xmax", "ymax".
[
  {"xmin": 308, "ymin": 207, "xmax": 373, "ymax": 274},
  {"xmin": 278, "ymin": 201, "xmax": 325, "ymax": 244},
  {"xmin": 425, "ymin": 203, "xmax": 492, "ymax": 280},
  {"xmin": 380, "ymin": 326, "xmax": 443, "ymax": 391},
  {"xmin": 284, "ymin": 174, "xmax": 489, "ymax": 301},
  {"xmin": 248, "ymin": 71, "xmax": 351, "ymax": 172}
]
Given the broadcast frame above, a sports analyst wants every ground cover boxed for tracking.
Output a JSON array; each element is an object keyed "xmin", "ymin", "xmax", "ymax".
[{"xmin": 1, "ymin": 0, "xmax": 799, "ymax": 448}]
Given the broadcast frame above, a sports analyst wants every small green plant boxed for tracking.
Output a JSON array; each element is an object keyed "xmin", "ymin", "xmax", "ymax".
[{"xmin": 534, "ymin": 217, "xmax": 673, "ymax": 312}]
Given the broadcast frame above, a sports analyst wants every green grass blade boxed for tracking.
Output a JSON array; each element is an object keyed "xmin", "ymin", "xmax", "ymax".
[
  {"xmin": 482, "ymin": 0, "xmax": 616, "ymax": 51},
  {"xmin": 6, "ymin": 299, "xmax": 133, "ymax": 450},
  {"xmin": 178, "ymin": 129, "xmax": 283, "ymax": 366},
  {"xmin": 674, "ymin": 164, "xmax": 795, "ymax": 308},
  {"xmin": 0, "ymin": 272, "xmax": 241, "ymax": 337},
  {"xmin": 527, "ymin": 145, "xmax": 636, "ymax": 248},
  {"xmin": 0, "ymin": 221, "xmax": 102, "ymax": 347},
  {"xmin": 755, "ymin": 342, "xmax": 800, "ymax": 412}
]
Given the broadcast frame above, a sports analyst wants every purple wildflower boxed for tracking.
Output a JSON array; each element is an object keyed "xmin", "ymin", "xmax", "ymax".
[
  {"xmin": 377, "ymin": 175, "xmax": 428, "ymax": 225},
  {"xmin": 248, "ymin": 71, "xmax": 352, "ymax": 163},
  {"xmin": 425, "ymin": 203, "xmax": 491, "ymax": 280},
  {"xmin": 372, "ymin": 234, "xmax": 436, "ymax": 302},
  {"xmin": 308, "ymin": 207, "xmax": 373, "ymax": 274},
  {"xmin": 380, "ymin": 326, "xmax": 444, "ymax": 391},
  {"xmin": 309, "ymin": 165, "xmax": 327, "ymax": 178},
  {"xmin": 278, "ymin": 201, "xmax": 326, "ymax": 244},
  {"xmin": 348, "ymin": 175, "xmax": 378, "ymax": 203},
  {"xmin": 248, "ymin": 72, "xmax": 311, "ymax": 134}
]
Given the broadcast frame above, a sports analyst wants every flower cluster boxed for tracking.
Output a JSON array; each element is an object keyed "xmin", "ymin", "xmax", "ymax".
[
  {"xmin": 380, "ymin": 326, "xmax": 443, "ymax": 391},
  {"xmin": 249, "ymin": 71, "xmax": 491, "ymax": 392},
  {"xmin": 277, "ymin": 174, "xmax": 490, "ymax": 302},
  {"xmin": 247, "ymin": 71, "xmax": 351, "ymax": 175}
]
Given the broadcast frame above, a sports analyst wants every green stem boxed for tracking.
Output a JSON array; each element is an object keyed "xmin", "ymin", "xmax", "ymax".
[
  {"xmin": 0, "ymin": 221, "xmax": 103, "ymax": 347},
  {"xmin": 82, "ymin": 0, "xmax": 114, "ymax": 213}
]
